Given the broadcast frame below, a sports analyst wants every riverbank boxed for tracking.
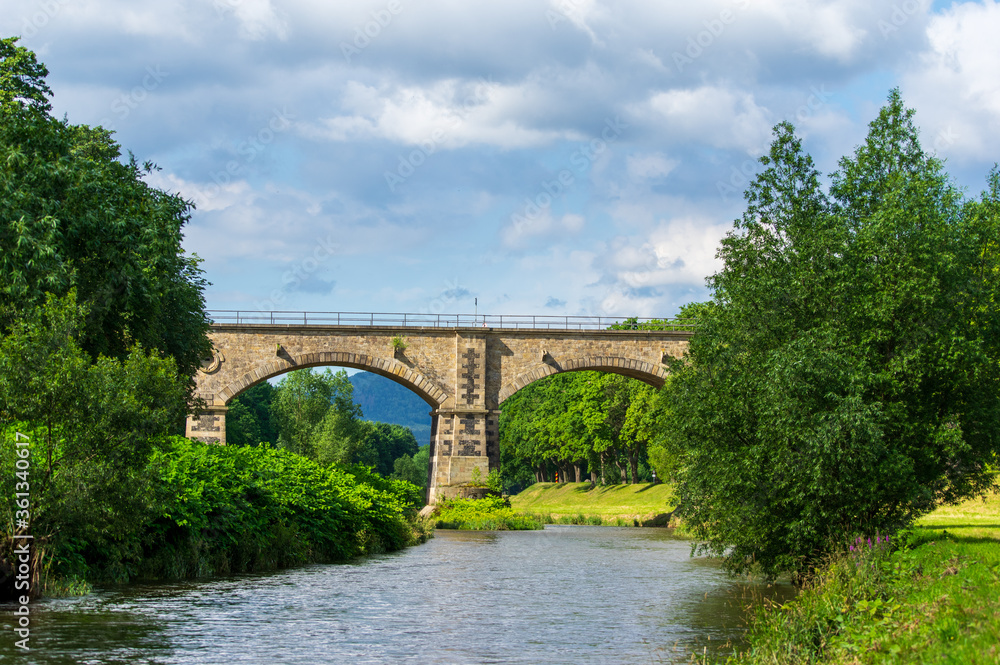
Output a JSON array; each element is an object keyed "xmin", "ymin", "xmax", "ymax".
[
  {"xmin": 2, "ymin": 437, "xmax": 431, "ymax": 599},
  {"xmin": 509, "ymin": 482, "xmax": 677, "ymax": 525},
  {"xmin": 723, "ymin": 489, "xmax": 1000, "ymax": 664}
]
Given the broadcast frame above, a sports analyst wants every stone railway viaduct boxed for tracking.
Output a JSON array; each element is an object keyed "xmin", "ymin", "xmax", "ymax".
[{"xmin": 187, "ymin": 313, "xmax": 693, "ymax": 503}]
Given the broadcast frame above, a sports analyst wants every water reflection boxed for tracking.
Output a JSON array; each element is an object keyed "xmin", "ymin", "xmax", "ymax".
[{"xmin": 1, "ymin": 527, "xmax": 794, "ymax": 664}]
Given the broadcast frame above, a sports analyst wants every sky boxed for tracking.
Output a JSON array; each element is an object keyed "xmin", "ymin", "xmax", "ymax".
[{"xmin": 3, "ymin": 0, "xmax": 999, "ymax": 320}]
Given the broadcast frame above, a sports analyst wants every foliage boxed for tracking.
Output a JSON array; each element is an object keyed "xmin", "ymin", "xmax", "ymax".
[
  {"xmin": 0, "ymin": 293, "xmax": 189, "ymax": 594},
  {"xmin": 391, "ymin": 335, "xmax": 408, "ymax": 351},
  {"xmin": 665, "ymin": 90, "xmax": 1000, "ymax": 580},
  {"xmin": 266, "ymin": 368, "xmax": 424, "ymax": 483},
  {"xmin": 499, "ymin": 371, "xmax": 659, "ymax": 488},
  {"xmin": 2, "ymin": 435, "xmax": 429, "ymax": 591},
  {"xmin": 270, "ymin": 368, "xmax": 358, "ymax": 457},
  {"xmin": 0, "ymin": 38, "xmax": 211, "ymax": 379},
  {"xmin": 0, "ymin": 36, "xmax": 51, "ymax": 113},
  {"xmin": 226, "ymin": 382, "xmax": 279, "ymax": 447},
  {"xmin": 432, "ymin": 495, "xmax": 543, "ymax": 531},
  {"xmin": 364, "ymin": 422, "xmax": 419, "ymax": 477},
  {"xmin": 392, "ymin": 445, "xmax": 430, "ymax": 488},
  {"xmin": 140, "ymin": 438, "xmax": 427, "ymax": 580}
]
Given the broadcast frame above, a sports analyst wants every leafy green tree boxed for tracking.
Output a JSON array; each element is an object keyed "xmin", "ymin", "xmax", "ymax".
[
  {"xmin": 0, "ymin": 37, "xmax": 210, "ymax": 380},
  {"xmin": 392, "ymin": 445, "xmax": 430, "ymax": 489},
  {"xmin": 226, "ymin": 382, "xmax": 279, "ymax": 447},
  {"xmin": 367, "ymin": 423, "xmax": 419, "ymax": 476},
  {"xmin": 271, "ymin": 368, "xmax": 357, "ymax": 457},
  {"xmin": 499, "ymin": 371, "xmax": 661, "ymax": 486},
  {"xmin": 0, "ymin": 293, "xmax": 188, "ymax": 591},
  {"xmin": 665, "ymin": 91, "xmax": 1000, "ymax": 580}
]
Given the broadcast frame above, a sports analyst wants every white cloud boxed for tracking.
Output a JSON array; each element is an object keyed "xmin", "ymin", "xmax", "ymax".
[
  {"xmin": 305, "ymin": 78, "xmax": 583, "ymax": 149},
  {"xmin": 589, "ymin": 215, "xmax": 729, "ymax": 315},
  {"xmin": 643, "ymin": 86, "xmax": 773, "ymax": 153},
  {"xmin": 220, "ymin": 0, "xmax": 289, "ymax": 41},
  {"xmin": 902, "ymin": 0, "xmax": 1000, "ymax": 161}
]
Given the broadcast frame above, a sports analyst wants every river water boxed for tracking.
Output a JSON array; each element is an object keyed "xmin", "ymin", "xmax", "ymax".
[{"xmin": 1, "ymin": 526, "xmax": 791, "ymax": 664}]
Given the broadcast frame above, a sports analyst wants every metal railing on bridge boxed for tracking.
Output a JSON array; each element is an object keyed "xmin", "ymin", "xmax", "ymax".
[{"xmin": 206, "ymin": 310, "xmax": 697, "ymax": 332}]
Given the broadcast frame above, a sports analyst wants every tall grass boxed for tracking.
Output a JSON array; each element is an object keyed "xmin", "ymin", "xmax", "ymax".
[{"xmin": 725, "ymin": 529, "xmax": 1000, "ymax": 664}]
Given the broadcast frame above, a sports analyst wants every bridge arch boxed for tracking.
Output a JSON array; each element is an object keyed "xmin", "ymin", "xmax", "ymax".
[
  {"xmin": 217, "ymin": 351, "xmax": 449, "ymax": 407},
  {"xmin": 497, "ymin": 355, "xmax": 669, "ymax": 405}
]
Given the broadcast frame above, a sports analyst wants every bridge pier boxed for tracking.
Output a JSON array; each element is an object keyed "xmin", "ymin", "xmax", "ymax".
[
  {"xmin": 428, "ymin": 408, "xmax": 500, "ymax": 501},
  {"xmin": 186, "ymin": 405, "xmax": 227, "ymax": 444}
]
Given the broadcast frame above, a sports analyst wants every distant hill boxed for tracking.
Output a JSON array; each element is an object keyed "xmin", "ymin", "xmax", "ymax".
[{"xmin": 349, "ymin": 371, "xmax": 432, "ymax": 445}]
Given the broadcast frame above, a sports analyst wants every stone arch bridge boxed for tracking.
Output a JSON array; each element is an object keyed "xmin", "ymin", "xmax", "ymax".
[{"xmin": 188, "ymin": 311, "xmax": 693, "ymax": 502}]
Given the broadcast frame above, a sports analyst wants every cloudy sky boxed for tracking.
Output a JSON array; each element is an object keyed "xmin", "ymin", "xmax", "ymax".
[{"xmin": 3, "ymin": 0, "xmax": 999, "ymax": 320}]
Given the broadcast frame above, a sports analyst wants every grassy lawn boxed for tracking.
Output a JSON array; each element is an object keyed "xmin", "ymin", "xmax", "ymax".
[
  {"xmin": 915, "ymin": 488, "xmax": 1000, "ymax": 539},
  {"xmin": 508, "ymin": 482, "xmax": 676, "ymax": 522}
]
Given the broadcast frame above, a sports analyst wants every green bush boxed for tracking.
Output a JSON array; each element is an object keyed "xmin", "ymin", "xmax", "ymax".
[
  {"xmin": 136, "ymin": 438, "xmax": 427, "ymax": 579},
  {"xmin": 433, "ymin": 496, "xmax": 543, "ymax": 531}
]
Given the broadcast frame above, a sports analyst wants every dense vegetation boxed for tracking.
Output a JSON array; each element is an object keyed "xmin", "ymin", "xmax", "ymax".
[
  {"xmin": 0, "ymin": 39, "xmax": 429, "ymax": 598},
  {"xmin": 658, "ymin": 91, "xmax": 1000, "ymax": 582},
  {"xmin": 499, "ymin": 371, "xmax": 664, "ymax": 492}
]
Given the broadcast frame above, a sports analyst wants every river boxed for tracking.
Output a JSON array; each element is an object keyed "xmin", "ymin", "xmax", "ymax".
[{"xmin": 1, "ymin": 526, "xmax": 792, "ymax": 664}]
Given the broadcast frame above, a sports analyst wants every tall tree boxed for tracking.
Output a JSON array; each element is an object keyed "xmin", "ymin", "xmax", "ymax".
[
  {"xmin": 665, "ymin": 91, "xmax": 1000, "ymax": 580},
  {"xmin": 271, "ymin": 368, "xmax": 357, "ymax": 457},
  {"xmin": 0, "ymin": 37, "xmax": 210, "ymax": 380}
]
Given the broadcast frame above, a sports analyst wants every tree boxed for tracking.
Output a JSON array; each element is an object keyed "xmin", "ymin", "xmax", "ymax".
[
  {"xmin": 0, "ymin": 37, "xmax": 211, "ymax": 380},
  {"xmin": 392, "ymin": 445, "xmax": 430, "ymax": 488},
  {"xmin": 0, "ymin": 293, "xmax": 188, "ymax": 594},
  {"xmin": 226, "ymin": 382, "xmax": 279, "ymax": 447},
  {"xmin": 498, "ymin": 371, "xmax": 661, "ymax": 486},
  {"xmin": 665, "ymin": 91, "xmax": 1000, "ymax": 580},
  {"xmin": 271, "ymin": 368, "xmax": 358, "ymax": 457}
]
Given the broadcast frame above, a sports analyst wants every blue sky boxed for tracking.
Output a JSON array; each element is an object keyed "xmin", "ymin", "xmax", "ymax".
[{"xmin": 4, "ymin": 0, "xmax": 999, "ymax": 319}]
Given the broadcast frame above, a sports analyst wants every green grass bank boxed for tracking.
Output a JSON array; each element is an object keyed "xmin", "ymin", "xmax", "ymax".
[
  {"xmin": 722, "ymin": 490, "xmax": 1000, "ymax": 664},
  {"xmin": 508, "ymin": 482, "xmax": 677, "ymax": 524}
]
